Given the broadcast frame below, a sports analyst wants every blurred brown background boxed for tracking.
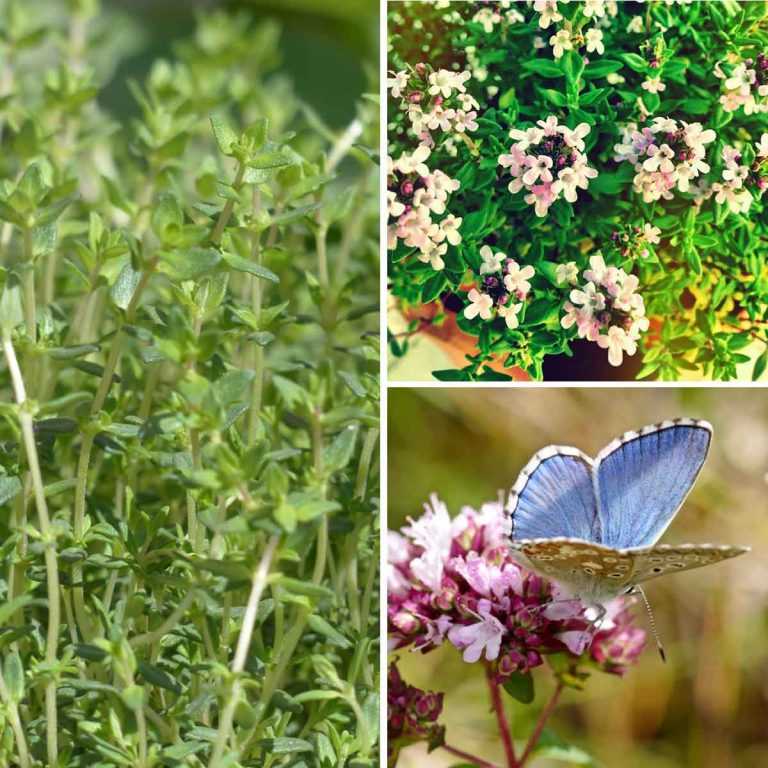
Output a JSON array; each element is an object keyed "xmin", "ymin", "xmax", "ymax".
[{"xmin": 389, "ymin": 388, "xmax": 768, "ymax": 768}]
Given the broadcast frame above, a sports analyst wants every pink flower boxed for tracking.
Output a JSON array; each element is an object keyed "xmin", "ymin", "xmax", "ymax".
[
  {"xmin": 525, "ymin": 180, "xmax": 560, "ymax": 217},
  {"xmin": 448, "ymin": 599, "xmax": 506, "ymax": 662}
]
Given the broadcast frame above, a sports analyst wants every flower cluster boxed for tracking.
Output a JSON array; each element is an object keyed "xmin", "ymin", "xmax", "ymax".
[
  {"xmin": 606, "ymin": 222, "xmax": 662, "ymax": 262},
  {"xmin": 462, "ymin": 246, "xmax": 535, "ymax": 330},
  {"xmin": 534, "ymin": 0, "xmax": 617, "ymax": 60},
  {"xmin": 388, "ymin": 63, "xmax": 479, "ymax": 146},
  {"xmin": 472, "ymin": 1, "xmax": 524, "ymax": 33},
  {"xmin": 561, "ymin": 253, "xmax": 649, "ymax": 367},
  {"xmin": 710, "ymin": 135, "xmax": 768, "ymax": 214},
  {"xmin": 387, "ymin": 662, "xmax": 444, "ymax": 765},
  {"xmin": 614, "ymin": 117, "xmax": 716, "ymax": 202},
  {"xmin": 717, "ymin": 55, "xmax": 768, "ymax": 115},
  {"xmin": 388, "ymin": 146, "xmax": 462, "ymax": 270},
  {"xmin": 388, "ymin": 496, "xmax": 646, "ymax": 680},
  {"xmin": 499, "ymin": 116, "xmax": 598, "ymax": 216}
]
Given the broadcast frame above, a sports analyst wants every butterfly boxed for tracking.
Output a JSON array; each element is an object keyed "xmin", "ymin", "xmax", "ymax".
[{"xmin": 507, "ymin": 418, "xmax": 749, "ymax": 614}]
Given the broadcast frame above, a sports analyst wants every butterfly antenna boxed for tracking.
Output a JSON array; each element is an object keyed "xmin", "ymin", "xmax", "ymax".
[{"xmin": 637, "ymin": 586, "xmax": 666, "ymax": 663}]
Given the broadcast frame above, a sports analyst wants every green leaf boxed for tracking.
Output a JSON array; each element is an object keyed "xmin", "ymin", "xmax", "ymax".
[
  {"xmin": 322, "ymin": 424, "xmax": 358, "ymax": 474},
  {"xmin": 159, "ymin": 247, "xmax": 221, "ymax": 281},
  {"xmin": 307, "ymin": 614, "xmax": 352, "ymax": 648},
  {"xmin": 753, "ymin": 349, "xmax": 768, "ymax": 381},
  {"xmin": 0, "ymin": 476, "xmax": 23, "ymax": 506},
  {"xmin": 110, "ymin": 263, "xmax": 141, "ymax": 310},
  {"xmin": 421, "ymin": 271, "xmax": 446, "ymax": 304},
  {"xmin": 0, "ymin": 595, "xmax": 34, "ymax": 627},
  {"xmin": 259, "ymin": 737, "xmax": 314, "ymax": 755},
  {"xmin": 0, "ymin": 276, "xmax": 24, "ymax": 332},
  {"xmin": 583, "ymin": 59, "xmax": 623, "ymax": 78},
  {"xmin": 619, "ymin": 52, "xmax": 648, "ymax": 72},
  {"xmin": 210, "ymin": 114, "xmax": 239, "ymax": 156},
  {"xmin": 521, "ymin": 59, "xmax": 563, "ymax": 78},
  {"xmin": 539, "ymin": 88, "xmax": 568, "ymax": 107},
  {"xmin": 532, "ymin": 729, "xmax": 595, "ymax": 765},
  {"xmin": 151, "ymin": 193, "xmax": 183, "ymax": 241},
  {"xmin": 3, "ymin": 651, "xmax": 25, "ymax": 702},
  {"xmin": 32, "ymin": 222, "xmax": 57, "ymax": 257},
  {"xmin": 137, "ymin": 661, "xmax": 182, "ymax": 694},
  {"xmin": 502, "ymin": 671, "xmax": 534, "ymax": 703},
  {"xmin": 221, "ymin": 250, "xmax": 279, "ymax": 283}
]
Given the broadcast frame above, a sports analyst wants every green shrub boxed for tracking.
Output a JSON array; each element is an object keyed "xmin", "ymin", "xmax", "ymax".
[{"xmin": 0, "ymin": 2, "xmax": 379, "ymax": 765}]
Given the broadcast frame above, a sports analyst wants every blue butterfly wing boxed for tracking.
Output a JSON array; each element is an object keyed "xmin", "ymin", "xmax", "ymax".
[
  {"xmin": 509, "ymin": 446, "xmax": 601, "ymax": 541},
  {"xmin": 595, "ymin": 420, "xmax": 712, "ymax": 548}
]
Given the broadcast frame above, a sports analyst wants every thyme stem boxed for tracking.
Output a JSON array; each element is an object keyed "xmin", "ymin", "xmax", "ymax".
[{"xmin": 2, "ymin": 334, "xmax": 60, "ymax": 767}]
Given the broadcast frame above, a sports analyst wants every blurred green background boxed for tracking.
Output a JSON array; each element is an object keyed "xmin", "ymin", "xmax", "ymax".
[
  {"xmin": 101, "ymin": 0, "xmax": 376, "ymax": 125},
  {"xmin": 389, "ymin": 388, "xmax": 768, "ymax": 768}
]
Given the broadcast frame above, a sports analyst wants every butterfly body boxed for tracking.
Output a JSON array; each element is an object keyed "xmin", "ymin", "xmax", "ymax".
[{"xmin": 507, "ymin": 419, "xmax": 749, "ymax": 606}]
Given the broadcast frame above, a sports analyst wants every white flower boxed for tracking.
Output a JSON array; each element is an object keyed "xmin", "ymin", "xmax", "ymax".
[
  {"xmin": 585, "ymin": 28, "xmax": 604, "ymax": 55},
  {"xmin": 497, "ymin": 301, "xmax": 523, "ymax": 330},
  {"xmin": 387, "ymin": 191, "xmax": 405, "ymax": 219},
  {"xmin": 387, "ymin": 70, "xmax": 408, "ymax": 98},
  {"xmin": 508, "ymin": 126, "xmax": 544, "ymax": 151},
  {"xmin": 522, "ymin": 154, "xmax": 554, "ymax": 185},
  {"xmin": 479, "ymin": 245, "xmax": 506, "ymax": 275},
  {"xmin": 464, "ymin": 289, "xmax": 494, "ymax": 320},
  {"xmin": 549, "ymin": 28, "xmax": 573, "ymax": 59},
  {"xmin": 724, "ymin": 63, "xmax": 755, "ymax": 95},
  {"xmin": 713, "ymin": 182, "xmax": 753, "ymax": 214},
  {"xmin": 556, "ymin": 261, "xmax": 579, "ymax": 285},
  {"xmin": 570, "ymin": 281, "xmax": 606, "ymax": 313},
  {"xmin": 682, "ymin": 121, "xmax": 716, "ymax": 150},
  {"xmin": 437, "ymin": 214, "xmax": 462, "ymax": 246},
  {"xmin": 642, "ymin": 223, "xmax": 661, "ymax": 245},
  {"xmin": 757, "ymin": 133, "xmax": 768, "ymax": 157},
  {"xmin": 722, "ymin": 164, "xmax": 748, "ymax": 187},
  {"xmin": 642, "ymin": 144, "xmax": 675, "ymax": 173},
  {"xmin": 626, "ymin": 15, "xmax": 644, "ymax": 33},
  {"xmin": 533, "ymin": 0, "xmax": 562, "ymax": 29},
  {"xmin": 454, "ymin": 109, "xmax": 478, "ymax": 133},
  {"xmin": 561, "ymin": 122, "xmax": 591, "ymax": 152},
  {"xmin": 557, "ymin": 160, "xmax": 597, "ymax": 202},
  {"xmin": 597, "ymin": 325, "xmax": 635, "ymax": 367},
  {"xmin": 583, "ymin": 0, "xmax": 606, "ymax": 19},
  {"xmin": 417, "ymin": 239, "xmax": 447, "ymax": 271},
  {"xmin": 503, "ymin": 260, "xmax": 535, "ymax": 297},
  {"xmin": 428, "ymin": 69, "xmax": 457, "ymax": 98},
  {"xmin": 642, "ymin": 76, "xmax": 666, "ymax": 94},
  {"xmin": 395, "ymin": 144, "xmax": 431, "ymax": 176},
  {"xmin": 402, "ymin": 494, "xmax": 453, "ymax": 592}
]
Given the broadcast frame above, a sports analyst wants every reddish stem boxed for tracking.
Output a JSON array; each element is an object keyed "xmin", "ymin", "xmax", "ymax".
[
  {"xmin": 517, "ymin": 682, "xmax": 564, "ymax": 767},
  {"xmin": 443, "ymin": 743, "xmax": 500, "ymax": 768},
  {"xmin": 485, "ymin": 663, "xmax": 517, "ymax": 768}
]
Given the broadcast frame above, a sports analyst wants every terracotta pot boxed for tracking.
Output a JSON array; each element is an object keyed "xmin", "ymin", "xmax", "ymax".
[{"xmin": 401, "ymin": 299, "xmax": 531, "ymax": 380}]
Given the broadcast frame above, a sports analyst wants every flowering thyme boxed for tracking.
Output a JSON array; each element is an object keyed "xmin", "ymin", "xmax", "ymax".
[
  {"xmin": 561, "ymin": 253, "xmax": 650, "ymax": 367},
  {"xmin": 387, "ymin": 146, "xmax": 462, "ymax": 270},
  {"xmin": 614, "ymin": 117, "xmax": 716, "ymax": 201},
  {"xmin": 500, "ymin": 116, "xmax": 598, "ymax": 216}
]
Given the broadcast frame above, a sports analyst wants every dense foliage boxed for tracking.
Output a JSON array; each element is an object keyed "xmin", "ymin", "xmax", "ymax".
[
  {"xmin": 388, "ymin": 0, "xmax": 768, "ymax": 381},
  {"xmin": 0, "ymin": 1, "xmax": 379, "ymax": 766}
]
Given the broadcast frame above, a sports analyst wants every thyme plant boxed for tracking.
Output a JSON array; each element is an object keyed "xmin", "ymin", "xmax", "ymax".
[
  {"xmin": 387, "ymin": 0, "xmax": 768, "ymax": 381},
  {"xmin": 0, "ymin": 2, "xmax": 379, "ymax": 766}
]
